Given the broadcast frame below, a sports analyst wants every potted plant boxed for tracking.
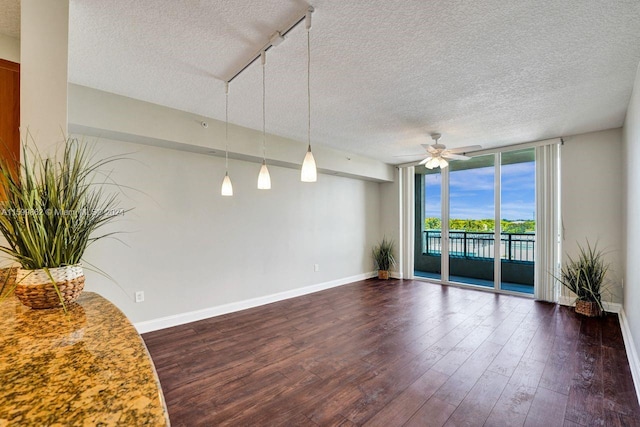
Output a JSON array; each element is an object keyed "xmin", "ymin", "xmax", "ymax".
[
  {"xmin": 372, "ymin": 237, "xmax": 396, "ymax": 280},
  {"xmin": 557, "ymin": 240, "xmax": 609, "ymax": 317},
  {"xmin": 0, "ymin": 137, "xmax": 126, "ymax": 310}
]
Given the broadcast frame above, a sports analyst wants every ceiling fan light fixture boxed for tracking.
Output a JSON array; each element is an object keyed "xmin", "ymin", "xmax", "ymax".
[
  {"xmin": 397, "ymin": 132, "xmax": 481, "ymax": 169},
  {"xmin": 425, "ymin": 157, "xmax": 437, "ymax": 169}
]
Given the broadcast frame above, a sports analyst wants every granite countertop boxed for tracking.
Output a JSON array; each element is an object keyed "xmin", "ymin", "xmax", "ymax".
[{"xmin": 0, "ymin": 292, "xmax": 170, "ymax": 426}]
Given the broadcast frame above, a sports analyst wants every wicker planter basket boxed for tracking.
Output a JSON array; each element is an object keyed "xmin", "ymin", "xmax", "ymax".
[
  {"xmin": 575, "ymin": 300, "xmax": 602, "ymax": 317},
  {"xmin": 378, "ymin": 270, "xmax": 390, "ymax": 280},
  {"xmin": 14, "ymin": 265, "xmax": 85, "ymax": 309}
]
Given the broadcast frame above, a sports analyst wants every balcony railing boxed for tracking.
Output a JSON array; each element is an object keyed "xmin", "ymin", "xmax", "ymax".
[{"xmin": 423, "ymin": 230, "xmax": 535, "ymax": 262}]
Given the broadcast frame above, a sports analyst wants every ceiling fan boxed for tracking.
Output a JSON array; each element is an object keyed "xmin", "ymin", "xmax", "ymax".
[{"xmin": 398, "ymin": 133, "xmax": 481, "ymax": 169}]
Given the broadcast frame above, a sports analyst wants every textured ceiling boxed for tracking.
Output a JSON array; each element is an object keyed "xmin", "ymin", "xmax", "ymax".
[
  {"xmin": 65, "ymin": 0, "xmax": 640, "ymax": 163},
  {"xmin": 0, "ymin": 0, "xmax": 20, "ymax": 38}
]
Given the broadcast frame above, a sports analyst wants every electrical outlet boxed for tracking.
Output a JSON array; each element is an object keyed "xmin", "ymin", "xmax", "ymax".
[
  {"xmin": 314, "ymin": 264, "xmax": 320, "ymax": 272},
  {"xmin": 135, "ymin": 291, "xmax": 144, "ymax": 303}
]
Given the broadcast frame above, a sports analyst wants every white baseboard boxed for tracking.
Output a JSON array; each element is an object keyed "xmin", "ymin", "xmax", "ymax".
[
  {"xmin": 134, "ymin": 271, "xmax": 377, "ymax": 334},
  {"xmin": 558, "ymin": 296, "xmax": 622, "ymax": 314},
  {"xmin": 558, "ymin": 295, "xmax": 574, "ymax": 306},
  {"xmin": 619, "ymin": 308, "xmax": 640, "ymax": 406},
  {"xmin": 603, "ymin": 301, "xmax": 622, "ymax": 314},
  {"xmin": 390, "ymin": 271, "xmax": 403, "ymax": 279}
]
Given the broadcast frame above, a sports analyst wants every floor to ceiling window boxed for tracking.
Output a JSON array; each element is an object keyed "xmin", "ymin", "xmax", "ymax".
[
  {"xmin": 500, "ymin": 149, "xmax": 535, "ymax": 294},
  {"xmin": 414, "ymin": 167, "xmax": 442, "ymax": 280},
  {"xmin": 414, "ymin": 148, "xmax": 536, "ymax": 296},
  {"xmin": 449, "ymin": 154, "xmax": 496, "ymax": 287}
]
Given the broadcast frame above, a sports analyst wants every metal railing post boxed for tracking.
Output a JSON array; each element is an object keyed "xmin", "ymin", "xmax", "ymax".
[
  {"xmin": 424, "ymin": 231, "xmax": 427, "ymax": 254},
  {"xmin": 463, "ymin": 231, "xmax": 467, "ymax": 258}
]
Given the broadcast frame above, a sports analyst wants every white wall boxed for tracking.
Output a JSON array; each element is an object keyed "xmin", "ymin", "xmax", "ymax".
[
  {"xmin": 69, "ymin": 84, "xmax": 395, "ymax": 183},
  {"xmin": 20, "ymin": 0, "xmax": 68, "ymax": 152},
  {"xmin": 80, "ymin": 137, "xmax": 381, "ymax": 324},
  {"xmin": 47, "ymin": 45, "xmax": 395, "ymax": 329},
  {"xmin": 561, "ymin": 128, "xmax": 624, "ymax": 304},
  {"xmin": 66, "ymin": 83, "xmax": 388, "ymax": 327},
  {"xmin": 0, "ymin": 33, "xmax": 19, "ymax": 63},
  {"xmin": 379, "ymin": 168, "xmax": 402, "ymax": 277},
  {"xmin": 623, "ymin": 64, "xmax": 640, "ymax": 379}
]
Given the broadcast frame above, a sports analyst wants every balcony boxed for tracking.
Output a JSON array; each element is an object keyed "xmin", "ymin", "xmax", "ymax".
[{"xmin": 415, "ymin": 230, "xmax": 534, "ymax": 294}]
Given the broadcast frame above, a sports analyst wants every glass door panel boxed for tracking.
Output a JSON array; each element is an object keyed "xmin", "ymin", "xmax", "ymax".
[
  {"xmin": 500, "ymin": 149, "xmax": 536, "ymax": 294},
  {"xmin": 448, "ymin": 155, "xmax": 495, "ymax": 288},
  {"xmin": 414, "ymin": 166, "xmax": 442, "ymax": 280}
]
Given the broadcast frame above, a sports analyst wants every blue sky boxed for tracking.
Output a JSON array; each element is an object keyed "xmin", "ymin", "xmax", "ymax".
[{"xmin": 424, "ymin": 162, "xmax": 535, "ymax": 220}]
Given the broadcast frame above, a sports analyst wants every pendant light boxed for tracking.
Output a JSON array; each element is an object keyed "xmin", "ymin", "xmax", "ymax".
[
  {"xmin": 300, "ymin": 8, "xmax": 317, "ymax": 182},
  {"xmin": 221, "ymin": 82, "xmax": 234, "ymax": 196},
  {"xmin": 257, "ymin": 51, "xmax": 271, "ymax": 190}
]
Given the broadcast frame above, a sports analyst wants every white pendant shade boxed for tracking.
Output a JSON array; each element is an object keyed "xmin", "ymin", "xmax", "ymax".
[
  {"xmin": 438, "ymin": 157, "xmax": 449, "ymax": 168},
  {"xmin": 214, "ymin": 8, "xmax": 318, "ymax": 194},
  {"xmin": 301, "ymin": 146, "xmax": 317, "ymax": 182},
  {"xmin": 257, "ymin": 162, "xmax": 271, "ymax": 189},
  {"xmin": 300, "ymin": 13, "xmax": 318, "ymax": 184},
  {"xmin": 221, "ymin": 172, "xmax": 233, "ymax": 196}
]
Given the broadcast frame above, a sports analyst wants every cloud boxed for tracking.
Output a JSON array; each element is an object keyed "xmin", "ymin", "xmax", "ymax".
[
  {"xmin": 424, "ymin": 174, "xmax": 442, "ymax": 185},
  {"xmin": 450, "ymin": 204, "xmax": 495, "ymax": 219},
  {"xmin": 421, "ymin": 160, "xmax": 535, "ymax": 220},
  {"xmin": 502, "ymin": 163, "xmax": 535, "ymax": 191},
  {"xmin": 450, "ymin": 168, "xmax": 495, "ymax": 192},
  {"xmin": 501, "ymin": 202, "xmax": 535, "ymax": 220}
]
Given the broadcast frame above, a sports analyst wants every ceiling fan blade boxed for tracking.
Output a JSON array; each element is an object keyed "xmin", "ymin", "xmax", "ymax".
[
  {"xmin": 395, "ymin": 160, "xmax": 424, "ymax": 168},
  {"xmin": 443, "ymin": 153, "xmax": 471, "ymax": 161},
  {"xmin": 396, "ymin": 155, "xmax": 436, "ymax": 168},
  {"xmin": 420, "ymin": 144, "xmax": 440, "ymax": 154},
  {"xmin": 398, "ymin": 139, "xmax": 479, "ymax": 168},
  {"xmin": 447, "ymin": 144, "xmax": 482, "ymax": 154}
]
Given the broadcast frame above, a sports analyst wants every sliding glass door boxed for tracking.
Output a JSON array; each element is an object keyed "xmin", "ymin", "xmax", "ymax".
[
  {"xmin": 448, "ymin": 155, "xmax": 495, "ymax": 288},
  {"xmin": 414, "ymin": 168, "xmax": 442, "ymax": 280},
  {"xmin": 500, "ymin": 149, "xmax": 535, "ymax": 294},
  {"xmin": 414, "ymin": 148, "xmax": 536, "ymax": 296}
]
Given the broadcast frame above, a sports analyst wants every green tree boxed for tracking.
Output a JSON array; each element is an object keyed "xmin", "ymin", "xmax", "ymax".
[
  {"xmin": 424, "ymin": 217, "xmax": 535, "ymax": 233},
  {"xmin": 425, "ymin": 217, "xmax": 441, "ymax": 229}
]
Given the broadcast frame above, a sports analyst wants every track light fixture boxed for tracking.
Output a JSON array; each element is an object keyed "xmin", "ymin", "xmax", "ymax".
[
  {"xmin": 220, "ymin": 6, "xmax": 316, "ymax": 191},
  {"xmin": 257, "ymin": 51, "xmax": 271, "ymax": 190},
  {"xmin": 269, "ymin": 31, "xmax": 285, "ymax": 46},
  {"xmin": 300, "ymin": 8, "xmax": 317, "ymax": 183},
  {"xmin": 221, "ymin": 82, "xmax": 234, "ymax": 196}
]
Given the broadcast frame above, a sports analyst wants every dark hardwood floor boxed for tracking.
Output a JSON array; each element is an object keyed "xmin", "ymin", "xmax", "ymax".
[{"xmin": 142, "ymin": 279, "xmax": 640, "ymax": 426}]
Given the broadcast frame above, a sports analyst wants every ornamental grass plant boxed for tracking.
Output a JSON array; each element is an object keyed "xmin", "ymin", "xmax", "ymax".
[
  {"xmin": 558, "ymin": 240, "xmax": 609, "ymax": 313},
  {"xmin": 372, "ymin": 237, "xmax": 397, "ymax": 272},
  {"xmin": 0, "ymin": 137, "xmax": 128, "ymax": 299}
]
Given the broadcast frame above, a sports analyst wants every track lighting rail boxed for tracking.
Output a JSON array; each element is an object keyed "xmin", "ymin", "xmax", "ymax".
[{"xmin": 226, "ymin": 6, "xmax": 314, "ymax": 84}]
